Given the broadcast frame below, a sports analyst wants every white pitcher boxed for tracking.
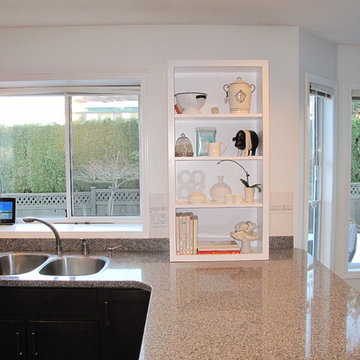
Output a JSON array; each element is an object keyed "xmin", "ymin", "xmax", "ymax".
[{"xmin": 223, "ymin": 77, "xmax": 256, "ymax": 114}]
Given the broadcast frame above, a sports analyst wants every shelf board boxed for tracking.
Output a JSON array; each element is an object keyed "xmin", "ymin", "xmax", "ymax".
[
  {"xmin": 175, "ymin": 155, "xmax": 262, "ymax": 161},
  {"xmin": 175, "ymin": 201, "xmax": 263, "ymax": 209},
  {"xmin": 174, "ymin": 113, "xmax": 263, "ymax": 120},
  {"xmin": 170, "ymin": 251, "xmax": 267, "ymax": 262}
]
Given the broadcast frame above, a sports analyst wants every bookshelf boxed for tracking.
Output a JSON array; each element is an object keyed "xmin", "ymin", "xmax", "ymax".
[{"xmin": 168, "ymin": 60, "xmax": 269, "ymax": 261}]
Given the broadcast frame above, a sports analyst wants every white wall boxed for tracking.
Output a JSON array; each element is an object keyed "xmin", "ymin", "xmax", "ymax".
[{"xmin": 0, "ymin": 25, "xmax": 300, "ymax": 238}]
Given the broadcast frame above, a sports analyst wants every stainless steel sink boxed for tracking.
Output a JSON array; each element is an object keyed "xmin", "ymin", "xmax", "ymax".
[
  {"xmin": 39, "ymin": 255, "xmax": 109, "ymax": 276},
  {"xmin": 0, "ymin": 253, "xmax": 49, "ymax": 275}
]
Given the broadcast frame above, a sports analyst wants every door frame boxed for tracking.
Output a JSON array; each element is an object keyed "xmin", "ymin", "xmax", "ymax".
[{"xmin": 303, "ymin": 73, "xmax": 336, "ymax": 269}]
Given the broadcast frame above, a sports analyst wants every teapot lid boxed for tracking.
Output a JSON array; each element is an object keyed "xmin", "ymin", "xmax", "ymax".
[{"xmin": 231, "ymin": 77, "xmax": 248, "ymax": 85}]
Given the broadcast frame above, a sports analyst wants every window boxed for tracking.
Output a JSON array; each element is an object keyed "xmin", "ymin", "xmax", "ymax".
[
  {"xmin": 349, "ymin": 91, "xmax": 360, "ymax": 267},
  {"xmin": 0, "ymin": 81, "xmax": 147, "ymax": 228}
]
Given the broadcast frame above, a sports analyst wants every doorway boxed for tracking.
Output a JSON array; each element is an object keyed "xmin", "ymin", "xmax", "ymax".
[{"xmin": 305, "ymin": 80, "xmax": 335, "ymax": 264}]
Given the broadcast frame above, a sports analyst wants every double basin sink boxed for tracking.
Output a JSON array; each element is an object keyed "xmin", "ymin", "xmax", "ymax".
[{"xmin": 0, "ymin": 252, "xmax": 110, "ymax": 277}]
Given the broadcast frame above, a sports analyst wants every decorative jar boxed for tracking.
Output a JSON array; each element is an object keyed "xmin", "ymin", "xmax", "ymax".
[{"xmin": 210, "ymin": 176, "xmax": 232, "ymax": 202}]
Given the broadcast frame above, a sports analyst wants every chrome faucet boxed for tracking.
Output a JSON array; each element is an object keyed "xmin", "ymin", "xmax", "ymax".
[
  {"xmin": 23, "ymin": 217, "xmax": 63, "ymax": 255},
  {"xmin": 80, "ymin": 238, "xmax": 89, "ymax": 256}
]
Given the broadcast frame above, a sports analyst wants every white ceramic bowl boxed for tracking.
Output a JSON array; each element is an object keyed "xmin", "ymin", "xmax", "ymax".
[
  {"xmin": 188, "ymin": 192, "xmax": 206, "ymax": 204},
  {"xmin": 175, "ymin": 92, "xmax": 207, "ymax": 114}
]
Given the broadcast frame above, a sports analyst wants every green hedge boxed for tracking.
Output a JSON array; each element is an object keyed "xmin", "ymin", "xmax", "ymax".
[
  {"xmin": 352, "ymin": 100, "xmax": 360, "ymax": 182},
  {"xmin": 0, "ymin": 118, "xmax": 139, "ymax": 193}
]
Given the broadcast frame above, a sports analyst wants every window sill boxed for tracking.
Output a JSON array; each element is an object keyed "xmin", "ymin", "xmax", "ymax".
[{"xmin": 0, "ymin": 223, "xmax": 145, "ymax": 239}]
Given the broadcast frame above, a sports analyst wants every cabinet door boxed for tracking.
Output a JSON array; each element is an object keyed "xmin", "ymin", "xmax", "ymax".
[
  {"xmin": 100, "ymin": 289, "xmax": 150, "ymax": 360},
  {"xmin": 27, "ymin": 320, "xmax": 100, "ymax": 360},
  {"xmin": 0, "ymin": 320, "xmax": 26, "ymax": 359}
]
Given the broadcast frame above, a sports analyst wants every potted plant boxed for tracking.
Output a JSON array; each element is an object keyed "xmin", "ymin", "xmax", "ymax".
[
  {"xmin": 240, "ymin": 178, "xmax": 261, "ymax": 202},
  {"xmin": 217, "ymin": 159, "xmax": 261, "ymax": 202}
]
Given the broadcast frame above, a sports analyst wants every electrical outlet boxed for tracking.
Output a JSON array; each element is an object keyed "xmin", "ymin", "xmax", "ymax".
[{"xmin": 151, "ymin": 208, "xmax": 167, "ymax": 227}]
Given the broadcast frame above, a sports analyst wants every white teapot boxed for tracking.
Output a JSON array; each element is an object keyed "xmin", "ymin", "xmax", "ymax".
[{"xmin": 223, "ymin": 77, "xmax": 256, "ymax": 114}]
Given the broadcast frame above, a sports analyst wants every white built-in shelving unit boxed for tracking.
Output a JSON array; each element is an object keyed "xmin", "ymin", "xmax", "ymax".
[{"xmin": 168, "ymin": 60, "xmax": 269, "ymax": 262}]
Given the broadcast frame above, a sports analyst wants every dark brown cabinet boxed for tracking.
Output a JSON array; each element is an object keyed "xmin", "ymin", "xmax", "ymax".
[
  {"xmin": 27, "ymin": 321, "xmax": 99, "ymax": 360},
  {"xmin": 100, "ymin": 289, "xmax": 150, "ymax": 360},
  {"xmin": 0, "ymin": 287, "xmax": 150, "ymax": 360},
  {"xmin": 0, "ymin": 320, "xmax": 26, "ymax": 359},
  {"xmin": 0, "ymin": 319, "xmax": 99, "ymax": 360}
]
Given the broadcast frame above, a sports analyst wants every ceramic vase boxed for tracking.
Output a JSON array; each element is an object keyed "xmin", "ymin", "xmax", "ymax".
[
  {"xmin": 210, "ymin": 176, "xmax": 232, "ymax": 202},
  {"xmin": 244, "ymin": 187, "xmax": 255, "ymax": 202}
]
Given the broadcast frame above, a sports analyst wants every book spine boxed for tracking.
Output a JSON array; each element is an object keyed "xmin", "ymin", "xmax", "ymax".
[
  {"xmin": 186, "ymin": 215, "xmax": 192, "ymax": 255},
  {"xmin": 180, "ymin": 215, "xmax": 187, "ymax": 255},
  {"xmin": 197, "ymin": 247, "xmax": 240, "ymax": 251},
  {"xmin": 193, "ymin": 215, "xmax": 198, "ymax": 255},
  {"xmin": 175, "ymin": 215, "xmax": 180, "ymax": 255},
  {"xmin": 197, "ymin": 250, "xmax": 241, "ymax": 255}
]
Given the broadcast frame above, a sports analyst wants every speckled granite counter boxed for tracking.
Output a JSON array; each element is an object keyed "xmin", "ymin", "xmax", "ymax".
[{"xmin": 1, "ymin": 248, "xmax": 360, "ymax": 359}]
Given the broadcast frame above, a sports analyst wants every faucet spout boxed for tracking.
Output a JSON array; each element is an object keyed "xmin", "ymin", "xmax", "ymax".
[{"xmin": 23, "ymin": 217, "xmax": 63, "ymax": 255}]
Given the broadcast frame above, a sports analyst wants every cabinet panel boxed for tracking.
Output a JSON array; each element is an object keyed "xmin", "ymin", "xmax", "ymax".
[
  {"xmin": 99, "ymin": 289, "xmax": 150, "ymax": 360},
  {"xmin": 0, "ymin": 320, "xmax": 26, "ymax": 360},
  {"xmin": 27, "ymin": 320, "xmax": 99, "ymax": 360},
  {"xmin": 0, "ymin": 288, "xmax": 98, "ymax": 320}
]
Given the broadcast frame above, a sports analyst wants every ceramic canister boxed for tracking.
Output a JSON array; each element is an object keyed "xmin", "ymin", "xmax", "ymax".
[{"xmin": 223, "ymin": 77, "xmax": 256, "ymax": 114}]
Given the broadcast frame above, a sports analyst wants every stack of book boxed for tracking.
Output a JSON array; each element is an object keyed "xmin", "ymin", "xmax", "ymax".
[
  {"xmin": 175, "ymin": 212, "xmax": 242, "ymax": 255},
  {"xmin": 176, "ymin": 212, "xmax": 198, "ymax": 255},
  {"xmin": 197, "ymin": 240, "xmax": 241, "ymax": 255}
]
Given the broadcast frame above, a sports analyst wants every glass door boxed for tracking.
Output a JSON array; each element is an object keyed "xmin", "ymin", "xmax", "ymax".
[
  {"xmin": 305, "ymin": 78, "xmax": 334, "ymax": 267},
  {"xmin": 307, "ymin": 93, "xmax": 323, "ymax": 259},
  {"xmin": 349, "ymin": 94, "xmax": 360, "ymax": 266}
]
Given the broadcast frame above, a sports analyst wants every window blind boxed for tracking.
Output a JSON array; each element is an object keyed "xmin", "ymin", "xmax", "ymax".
[
  {"xmin": 352, "ymin": 90, "xmax": 360, "ymax": 100},
  {"xmin": 310, "ymin": 82, "xmax": 334, "ymax": 99}
]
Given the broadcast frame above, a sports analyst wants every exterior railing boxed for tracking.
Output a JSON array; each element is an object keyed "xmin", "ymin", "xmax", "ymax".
[
  {"xmin": 351, "ymin": 183, "xmax": 360, "ymax": 225},
  {"xmin": 5, "ymin": 183, "xmax": 360, "ymax": 220},
  {"xmin": 3, "ymin": 187, "xmax": 140, "ymax": 218}
]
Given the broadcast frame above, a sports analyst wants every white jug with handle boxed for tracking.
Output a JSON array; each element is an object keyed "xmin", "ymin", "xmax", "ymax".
[{"xmin": 223, "ymin": 77, "xmax": 256, "ymax": 114}]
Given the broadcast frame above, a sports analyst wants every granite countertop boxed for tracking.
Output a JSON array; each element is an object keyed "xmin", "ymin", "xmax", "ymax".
[{"xmin": 1, "ymin": 248, "xmax": 360, "ymax": 359}]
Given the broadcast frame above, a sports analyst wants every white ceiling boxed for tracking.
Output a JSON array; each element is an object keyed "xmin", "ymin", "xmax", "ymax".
[{"xmin": 0, "ymin": 0, "xmax": 359, "ymax": 45}]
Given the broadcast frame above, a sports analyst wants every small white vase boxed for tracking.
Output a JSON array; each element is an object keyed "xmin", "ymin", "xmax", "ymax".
[
  {"xmin": 244, "ymin": 187, "xmax": 255, "ymax": 202},
  {"xmin": 210, "ymin": 176, "xmax": 232, "ymax": 202}
]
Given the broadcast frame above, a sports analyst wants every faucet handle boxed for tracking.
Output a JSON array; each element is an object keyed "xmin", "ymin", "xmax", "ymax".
[{"xmin": 80, "ymin": 238, "xmax": 89, "ymax": 256}]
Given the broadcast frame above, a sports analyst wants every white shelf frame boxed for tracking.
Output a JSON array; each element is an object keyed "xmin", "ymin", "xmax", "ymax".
[
  {"xmin": 174, "ymin": 113, "xmax": 263, "ymax": 119},
  {"xmin": 175, "ymin": 156, "xmax": 263, "ymax": 161},
  {"xmin": 168, "ymin": 60, "xmax": 269, "ymax": 262},
  {"xmin": 176, "ymin": 201, "xmax": 263, "ymax": 209}
]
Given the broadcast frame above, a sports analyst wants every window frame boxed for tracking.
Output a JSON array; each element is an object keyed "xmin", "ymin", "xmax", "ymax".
[
  {"xmin": 0, "ymin": 77, "xmax": 149, "ymax": 238},
  {"xmin": 347, "ymin": 91, "xmax": 360, "ymax": 271},
  {"xmin": 335, "ymin": 82, "xmax": 360, "ymax": 278}
]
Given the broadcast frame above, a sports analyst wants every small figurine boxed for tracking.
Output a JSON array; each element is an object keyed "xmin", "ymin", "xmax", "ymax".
[
  {"xmin": 230, "ymin": 221, "xmax": 260, "ymax": 253},
  {"xmin": 211, "ymin": 106, "xmax": 219, "ymax": 114},
  {"xmin": 175, "ymin": 133, "xmax": 194, "ymax": 157},
  {"xmin": 232, "ymin": 130, "xmax": 259, "ymax": 156},
  {"xmin": 235, "ymin": 221, "xmax": 257, "ymax": 234}
]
